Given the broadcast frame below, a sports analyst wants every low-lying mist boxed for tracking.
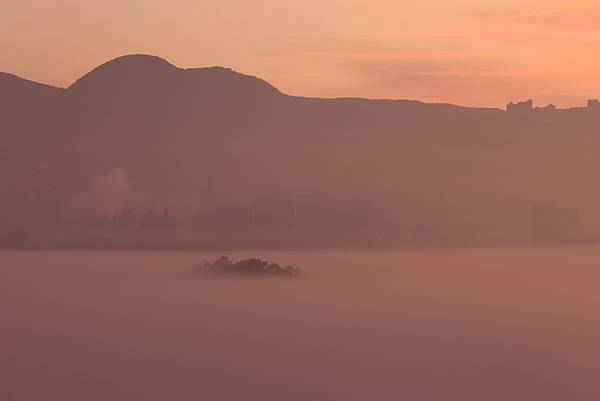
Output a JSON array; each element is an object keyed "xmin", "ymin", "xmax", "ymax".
[{"xmin": 2, "ymin": 248, "xmax": 600, "ymax": 401}]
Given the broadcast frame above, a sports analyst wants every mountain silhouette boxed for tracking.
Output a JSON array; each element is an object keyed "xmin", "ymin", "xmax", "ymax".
[
  {"xmin": 69, "ymin": 54, "xmax": 281, "ymax": 101},
  {"xmin": 3, "ymin": 54, "xmax": 600, "ymax": 243}
]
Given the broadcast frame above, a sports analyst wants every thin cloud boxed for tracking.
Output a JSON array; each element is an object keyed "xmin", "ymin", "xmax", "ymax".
[
  {"xmin": 294, "ymin": 31, "xmax": 469, "ymax": 40},
  {"xmin": 297, "ymin": 29, "xmax": 568, "ymax": 46},
  {"xmin": 476, "ymin": 1, "xmax": 600, "ymax": 30},
  {"xmin": 342, "ymin": 54, "xmax": 593, "ymax": 107}
]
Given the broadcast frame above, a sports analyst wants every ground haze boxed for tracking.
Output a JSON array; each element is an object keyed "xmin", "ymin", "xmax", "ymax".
[{"xmin": 2, "ymin": 248, "xmax": 599, "ymax": 401}]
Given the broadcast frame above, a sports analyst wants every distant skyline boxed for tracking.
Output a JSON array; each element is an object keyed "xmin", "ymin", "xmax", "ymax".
[{"xmin": 3, "ymin": 0, "xmax": 600, "ymax": 107}]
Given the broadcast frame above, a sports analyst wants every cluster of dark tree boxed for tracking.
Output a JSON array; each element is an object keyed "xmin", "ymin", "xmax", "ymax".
[{"xmin": 199, "ymin": 256, "xmax": 302, "ymax": 277}]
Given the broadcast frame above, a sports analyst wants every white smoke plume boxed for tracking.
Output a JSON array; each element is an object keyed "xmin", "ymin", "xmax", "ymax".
[{"xmin": 74, "ymin": 168, "xmax": 143, "ymax": 215}]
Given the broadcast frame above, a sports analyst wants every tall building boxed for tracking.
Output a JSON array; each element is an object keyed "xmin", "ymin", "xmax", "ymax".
[
  {"xmin": 507, "ymin": 100, "xmax": 534, "ymax": 113},
  {"xmin": 141, "ymin": 210, "xmax": 176, "ymax": 230},
  {"xmin": 112, "ymin": 209, "xmax": 137, "ymax": 230}
]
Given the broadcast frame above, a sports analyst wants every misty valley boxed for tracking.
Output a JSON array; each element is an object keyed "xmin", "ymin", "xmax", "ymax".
[{"xmin": 2, "ymin": 55, "xmax": 600, "ymax": 251}]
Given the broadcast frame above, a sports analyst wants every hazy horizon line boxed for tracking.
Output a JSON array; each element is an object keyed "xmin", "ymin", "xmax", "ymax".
[{"xmin": 2, "ymin": 53, "xmax": 598, "ymax": 111}]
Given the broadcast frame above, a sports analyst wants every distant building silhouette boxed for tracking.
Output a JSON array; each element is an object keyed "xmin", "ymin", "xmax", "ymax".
[
  {"xmin": 532, "ymin": 201, "xmax": 578, "ymax": 244},
  {"xmin": 112, "ymin": 209, "xmax": 137, "ymax": 230},
  {"xmin": 587, "ymin": 99, "xmax": 600, "ymax": 109},
  {"xmin": 79, "ymin": 213, "xmax": 109, "ymax": 231},
  {"xmin": 141, "ymin": 209, "xmax": 176, "ymax": 230},
  {"xmin": 32, "ymin": 198, "xmax": 62, "ymax": 231},
  {"xmin": 507, "ymin": 100, "xmax": 534, "ymax": 113}
]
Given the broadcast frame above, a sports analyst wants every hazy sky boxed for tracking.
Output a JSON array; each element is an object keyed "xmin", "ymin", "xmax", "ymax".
[{"xmin": 2, "ymin": 0, "xmax": 600, "ymax": 107}]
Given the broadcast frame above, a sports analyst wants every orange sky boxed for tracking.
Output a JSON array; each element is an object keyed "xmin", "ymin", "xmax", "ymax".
[{"xmin": 2, "ymin": 0, "xmax": 600, "ymax": 107}]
